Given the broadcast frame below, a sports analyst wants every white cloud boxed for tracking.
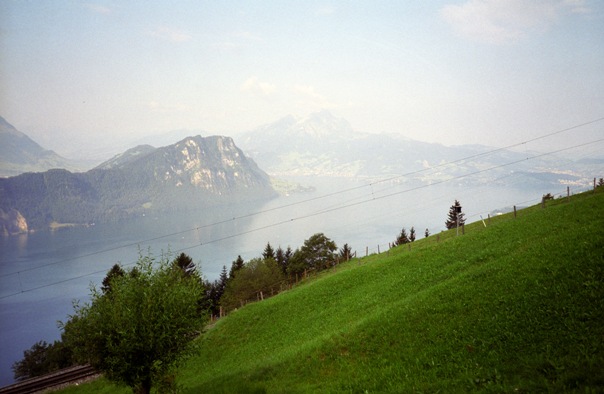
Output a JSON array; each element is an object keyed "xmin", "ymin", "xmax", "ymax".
[
  {"xmin": 149, "ymin": 26, "xmax": 192, "ymax": 43},
  {"xmin": 292, "ymin": 84, "xmax": 335, "ymax": 109},
  {"xmin": 440, "ymin": 0, "xmax": 591, "ymax": 44},
  {"xmin": 241, "ymin": 76, "xmax": 276, "ymax": 97}
]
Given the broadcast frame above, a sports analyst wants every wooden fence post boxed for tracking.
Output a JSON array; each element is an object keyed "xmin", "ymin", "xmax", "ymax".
[
  {"xmin": 366, "ymin": 246, "xmax": 368, "ymax": 257},
  {"xmin": 567, "ymin": 186, "xmax": 570, "ymax": 202},
  {"xmin": 513, "ymin": 205, "xmax": 517, "ymax": 218},
  {"xmin": 377, "ymin": 245, "xmax": 380, "ymax": 254}
]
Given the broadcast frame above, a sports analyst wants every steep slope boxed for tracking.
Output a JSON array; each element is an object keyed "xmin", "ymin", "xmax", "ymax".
[
  {"xmin": 95, "ymin": 145, "xmax": 156, "ymax": 170},
  {"xmin": 62, "ymin": 190, "xmax": 604, "ymax": 393},
  {"xmin": 0, "ymin": 116, "xmax": 79, "ymax": 177},
  {"xmin": 183, "ymin": 190, "xmax": 604, "ymax": 392},
  {"xmin": 0, "ymin": 136, "xmax": 276, "ymax": 231}
]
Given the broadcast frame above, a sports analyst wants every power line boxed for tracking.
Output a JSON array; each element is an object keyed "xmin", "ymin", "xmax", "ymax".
[
  {"xmin": 4, "ymin": 115, "xmax": 602, "ymax": 280},
  {"xmin": 2, "ymin": 135, "xmax": 602, "ymax": 300}
]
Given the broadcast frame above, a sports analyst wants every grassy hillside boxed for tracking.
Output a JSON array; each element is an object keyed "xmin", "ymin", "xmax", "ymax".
[{"xmin": 62, "ymin": 190, "xmax": 604, "ymax": 393}]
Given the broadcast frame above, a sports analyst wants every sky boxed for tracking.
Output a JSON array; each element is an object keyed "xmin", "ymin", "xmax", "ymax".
[{"xmin": 1, "ymin": 0, "xmax": 603, "ymax": 159}]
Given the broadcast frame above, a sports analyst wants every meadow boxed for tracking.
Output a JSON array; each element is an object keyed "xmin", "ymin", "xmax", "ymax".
[{"xmin": 60, "ymin": 189, "xmax": 604, "ymax": 393}]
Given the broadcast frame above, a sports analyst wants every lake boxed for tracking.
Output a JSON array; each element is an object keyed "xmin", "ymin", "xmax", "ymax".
[{"xmin": 0, "ymin": 176, "xmax": 568, "ymax": 385}]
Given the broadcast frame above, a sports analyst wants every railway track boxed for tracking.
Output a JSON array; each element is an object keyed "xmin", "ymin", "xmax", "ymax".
[{"xmin": 0, "ymin": 365, "xmax": 98, "ymax": 394}]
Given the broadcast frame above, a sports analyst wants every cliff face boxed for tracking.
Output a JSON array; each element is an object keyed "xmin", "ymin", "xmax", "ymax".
[
  {"xmin": 0, "ymin": 135, "xmax": 276, "ymax": 232},
  {"xmin": 0, "ymin": 208, "xmax": 28, "ymax": 235},
  {"xmin": 150, "ymin": 136, "xmax": 272, "ymax": 193}
]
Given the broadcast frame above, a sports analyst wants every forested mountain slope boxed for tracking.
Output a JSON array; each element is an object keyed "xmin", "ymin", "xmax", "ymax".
[{"xmin": 0, "ymin": 135, "xmax": 275, "ymax": 232}]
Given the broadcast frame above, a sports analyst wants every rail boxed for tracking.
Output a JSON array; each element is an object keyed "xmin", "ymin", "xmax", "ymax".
[{"xmin": 0, "ymin": 365, "xmax": 98, "ymax": 394}]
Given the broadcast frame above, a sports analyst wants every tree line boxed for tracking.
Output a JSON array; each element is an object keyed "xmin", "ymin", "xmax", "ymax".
[{"xmin": 11, "ymin": 200, "xmax": 467, "ymax": 393}]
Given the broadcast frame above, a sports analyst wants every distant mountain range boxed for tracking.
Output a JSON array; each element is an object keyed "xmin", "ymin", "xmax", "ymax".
[
  {"xmin": 236, "ymin": 111, "xmax": 600, "ymax": 189},
  {"xmin": 0, "ymin": 135, "xmax": 275, "ymax": 234},
  {"xmin": 0, "ymin": 116, "xmax": 82, "ymax": 177},
  {"xmin": 1, "ymin": 111, "xmax": 601, "ymax": 234}
]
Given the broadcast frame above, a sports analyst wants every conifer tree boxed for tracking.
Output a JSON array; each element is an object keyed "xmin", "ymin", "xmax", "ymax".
[
  {"xmin": 425, "ymin": 228, "xmax": 430, "ymax": 238},
  {"xmin": 275, "ymin": 246, "xmax": 291, "ymax": 275},
  {"xmin": 445, "ymin": 200, "xmax": 466, "ymax": 230},
  {"xmin": 394, "ymin": 228, "xmax": 410, "ymax": 246},
  {"xmin": 262, "ymin": 242, "xmax": 275, "ymax": 260},
  {"xmin": 172, "ymin": 252, "xmax": 196, "ymax": 277},
  {"xmin": 229, "ymin": 255, "xmax": 245, "ymax": 279},
  {"xmin": 409, "ymin": 227, "xmax": 416, "ymax": 242},
  {"xmin": 218, "ymin": 265, "xmax": 229, "ymax": 295},
  {"xmin": 101, "ymin": 264, "xmax": 125, "ymax": 294}
]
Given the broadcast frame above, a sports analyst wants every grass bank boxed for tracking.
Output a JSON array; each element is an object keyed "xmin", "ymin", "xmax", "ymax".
[{"xmin": 61, "ymin": 190, "xmax": 604, "ymax": 393}]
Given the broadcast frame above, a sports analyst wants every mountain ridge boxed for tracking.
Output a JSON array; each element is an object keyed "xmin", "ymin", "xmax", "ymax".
[
  {"xmin": 0, "ymin": 116, "xmax": 81, "ymax": 177},
  {"xmin": 235, "ymin": 110, "xmax": 597, "ymax": 188},
  {"xmin": 0, "ymin": 135, "xmax": 276, "ymax": 233}
]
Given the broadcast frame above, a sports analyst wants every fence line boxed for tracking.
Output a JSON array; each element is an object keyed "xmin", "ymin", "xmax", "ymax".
[{"xmin": 213, "ymin": 180, "xmax": 603, "ymax": 321}]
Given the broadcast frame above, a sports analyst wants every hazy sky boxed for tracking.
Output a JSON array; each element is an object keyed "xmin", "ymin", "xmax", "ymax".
[{"xmin": 1, "ymin": 1, "xmax": 603, "ymax": 157}]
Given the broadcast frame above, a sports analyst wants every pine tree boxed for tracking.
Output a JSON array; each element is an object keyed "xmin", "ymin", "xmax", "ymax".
[
  {"xmin": 229, "ymin": 255, "xmax": 245, "ymax": 280},
  {"xmin": 394, "ymin": 228, "xmax": 410, "ymax": 246},
  {"xmin": 275, "ymin": 246, "xmax": 291, "ymax": 275},
  {"xmin": 409, "ymin": 227, "xmax": 416, "ymax": 242},
  {"xmin": 445, "ymin": 200, "xmax": 466, "ymax": 230},
  {"xmin": 218, "ymin": 265, "xmax": 229, "ymax": 295},
  {"xmin": 101, "ymin": 264, "xmax": 125, "ymax": 294},
  {"xmin": 262, "ymin": 242, "xmax": 275, "ymax": 260},
  {"xmin": 171, "ymin": 252, "xmax": 196, "ymax": 277},
  {"xmin": 424, "ymin": 228, "xmax": 430, "ymax": 238}
]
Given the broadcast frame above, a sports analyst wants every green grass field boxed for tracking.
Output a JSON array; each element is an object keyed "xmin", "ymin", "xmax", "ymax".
[{"xmin": 61, "ymin": 189, "xmax": 604, "ymax": 393}]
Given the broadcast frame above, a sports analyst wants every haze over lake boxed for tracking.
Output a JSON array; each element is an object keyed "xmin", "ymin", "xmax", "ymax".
[{"xmin": 0, "ymin": 175, "xmax": 585, "ymax": 385}]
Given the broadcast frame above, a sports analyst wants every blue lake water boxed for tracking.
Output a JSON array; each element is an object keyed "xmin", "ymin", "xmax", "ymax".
[{"xmin": 0, "ymin": 176, "xmax": 564, "ymax": 385}]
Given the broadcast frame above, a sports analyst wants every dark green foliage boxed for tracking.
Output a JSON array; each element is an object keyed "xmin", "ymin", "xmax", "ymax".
[
  {"xmin": 221, "ymin": 258, "xmax": 286, "ymax": 312},
  {"xmin": 12, "ymin": 340, "xmax": 75, "ymax": 381},
  {"xmin": 101, "ymin": 264, "xmax": 125, "ymax": 294},
  {"xmin": 171, "ymin": 252, "xmax": 196, "ymax": 277},
  {"xmin": 394, "ymin": 227, "xmax": 410, "ymax": 246},
  {"xmin": 339, "ymin": 243, "xmax": 352, "ymax": 261},
  {"xmin": 274, "ymin": 246, "xmax": 293, "ymax": 275},
  {"xmin": 218, "ymin": 266, "xmax": 229, "ymax": 294},
  {"xmin": 445, "ymin": 199, "xmax": 466, "ymax": 230},
  {"xmin": 409, "ymin": 226, "xmax": 416, "ymax": 242},
  {"xmin": 424, "ymin": 228, "xmax": 430, "ymax": 238},
  {"xmin": 262, "ymin": 242, "xmax": 275, "ymax": 260},
  {"xmin": 61, "ymin": 253, "xmax": 206, "ymax": 394},
  {"xmin": 229, "ymin": 255, "xmax": 245, "ymax": 280},
  {"xmin": 204, "ymin": 266, "xmax": 230, "ymax": 317},
  {"xmin": 287, "ymin": 233, "xmax": 337, "ymax": 276}
]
